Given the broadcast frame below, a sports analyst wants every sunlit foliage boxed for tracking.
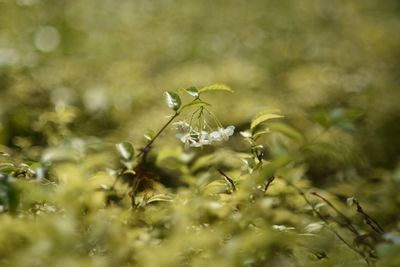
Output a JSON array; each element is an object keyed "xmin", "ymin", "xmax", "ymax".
[{"xmin": 1, "ymin": 0, "xmax": 400, "ymax": 266}]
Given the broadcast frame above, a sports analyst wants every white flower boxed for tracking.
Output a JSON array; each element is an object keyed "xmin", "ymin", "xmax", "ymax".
[
  {"xmin": 177, "ymin": 132, "xmax": 192, "ymax": 144},
  {"xmin": 224, "ymin": 125, "xmax": 235, "ymax": 136},
  {"xmin": 199, "ymin": 131, "xmax": 211, "ymax": 145},
  {"xmin": 174, "ymin": 121, "xmax": 193, "ymax": 145},
  {"xmin": 209, "ymin": 126, "xmax": 235, "ymax": 143},
  {"xmin": 174, "ymin": 121, "xmax": 235, "ymax": 148},
  {"xmin": 209, "ymin": 130, "xmax": 223, "ymax": 142}
]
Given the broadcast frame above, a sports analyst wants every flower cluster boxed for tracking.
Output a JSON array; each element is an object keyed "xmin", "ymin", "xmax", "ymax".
[{"xmin": 174, "ymin": 121, "xmax": 235, "ymax": 147}]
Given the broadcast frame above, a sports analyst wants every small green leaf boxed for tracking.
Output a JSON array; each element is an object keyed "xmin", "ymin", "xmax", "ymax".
[
  {"xmin": 240, "ymin": 131, "xmax": 252, "ymax": 138},
  {"xmin": 185, "ymin": 86, "xmax": 199, "ymax": 97},
  {"xmin": 164, "ymin": 91, "xmax": 181, "ymax": 111},
  {"xmin": 201, "ymin": 180, "xmax": 228, "ymax": 195},
  {"xmin": 145, "ymin": 194, "xmax": 173, "ymax": 205},
  {"xmin": 122, "ymin": 169, "xmax": 136, "ymax": 176},
  {"xmin": 252, "ymin": 128, "xmax": 271, "ymax": 140},
  {"xmin": 144, "ymin": 130, "xmax": 156, "ymax": 141},
  {"xmin": 199, "ymin": 84, "xmax": 233, "ymax": 93},
  {"xmin": 180, "ymin": 99, "xmax": 211, "ymax": 110},
  {"xmin": 115, "ymin": 142, "xmax": 135, "ymax": 160},
  {"xmin": 250, "ymin": 111, "xmax": 283, "ymax": 131}
]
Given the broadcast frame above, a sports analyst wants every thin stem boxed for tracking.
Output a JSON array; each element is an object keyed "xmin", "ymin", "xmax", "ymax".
[
  {"xmin": 218, "ymin": 169, "xmax": 236, "ymax": 192},
  {"xmin": 264, "ymin": 176, "xmax": 275, "ymax": 193},
  {"xmin": 189, "ymin": 108, "xmax": 201, "ymax": 128},
  {"xmin": 311, "ymin": 192, "xmax": 360, "ymax": 236},
  {"xmin": 204, "ymin": 108, "xmax": 223, "ymax": 128},
  {"xmin": 136, "ymin": 96, "xmax": 207, "ymax": 162},
  {"xmin": 137, "ymin": 112, "xmax": 180, "ymax": 160},
  {"xmin": 287, "ymin": 181, "xmax": 373, "ymax": 266},
  {"xmin": 353, "ymin": 199, "xmax": 385, "ymax": 234}
]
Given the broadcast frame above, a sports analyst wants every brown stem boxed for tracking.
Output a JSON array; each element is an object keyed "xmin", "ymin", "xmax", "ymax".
[
  {"xmin": 353, "ymin": 199, "xmax": 385, "ymax": 234},
  {"xmin": 136, "ymin": 96, "xmax": 204, "ymax": 162},
  {"xmin": 287, "ymin": 182, "xmax": 373, "ymax": 266},
  {"xmin": 137, "ymin": 112, "xmax": 180, "ymax": 162},
  {"xmin": 264, "ymin": 176, "xmax": 275, "ymax": 193},
  {"xmin": 218, "ymin": 169, "xmax": 236, "ymax": 192},
  {"xmin": 311, "ymin": 192, "xmax": 360, "ymax": 236}
]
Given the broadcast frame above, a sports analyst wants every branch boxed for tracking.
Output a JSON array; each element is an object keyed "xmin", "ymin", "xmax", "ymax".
[
  {"xmin": 218, "ymin": 169, "xmax": 236, "ymax": 192},
  {"xmin": 287, "ymin": 182, "xmax": 374, "ymax": 266},
  {"xmin": 137, "ymin": 111, "xmax": 180, "ymax": 162},
  {"xmin": 264, "ymin": 176, "xmax": 275, "ymax": 193},
  {"xmin": 353, "ymin": 198, "xmax": 385, "ymax": 234},
  {"xmin": 311, "ymin": 192, "xmax": 360, "ymax": 236}
]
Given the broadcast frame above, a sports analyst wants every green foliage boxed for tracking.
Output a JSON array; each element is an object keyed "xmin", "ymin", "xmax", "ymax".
[
  {"xmin": 250, "ymin": 110, "xmax": 283, "ymax": 131},
  {"xmin": 198, "ymin": 84, "xmax": 233, "ymax": 93},
  {"xmin": 164, "ymin": 91, "xmax": 182, "ymax": 112},
  {"xmin": 1, "ymin": 1, "xmax": 400, "ymax": 266},
  {"xmin": 184, "ymin": 86, "xmax": 200, "ymax": 97},
  {"xmin": 115, "ymin": 142, "xmax": 134, "ymax": 161},
  {"xmin": 0, "ymin": 175, "xmax": 19, "ymax": 213},
  {"xmin": 1, "ymin": 86, "xmax": 398, "ymax": 266}
]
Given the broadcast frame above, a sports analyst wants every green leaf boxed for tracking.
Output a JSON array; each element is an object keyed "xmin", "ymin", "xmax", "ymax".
[
  {"xmin": 201, "ymin": 180, "xmax": 228, "ymax": 195},
  {"xmin": 199, "ymin": 84, "xmax": 233, "ymax": 93},
  {"xmin": 145, "ymin": 194, "xmax": 173, "ymax": 205},
  {"xmin": 252, "ymin": 128, "xmax": 271, "ymax": 140},
  {"xmin": 240, "ymin": 131, "xmax": 252, "ymax": 138},
  {"xmin": 115, "ymin": 142, "xmax": 135, "ymax": 160},
  {"xmin": 144, "ymin": 130, "xmax": 156, "ymax": 141},
  {"xmin": 122, "ymin": 169, "xmax": 136, "ymax": 176},
  {"xmin": 268, "ymin": 123, "xmax": 304, "ymax": 143},
  {"xmin": 185, "ymin": 86, "xmax": 199, "ymax": 97},
  {"xmin": 250, "ymin": 111, "xmax": 283, "ymax": 131},
  {"xmin": 180, "ymin": 99, "xmax": 211, "ymax": 110},
  {"xmin": 164, "ymin": 91, "xmax": 181, "ymax": 111}
]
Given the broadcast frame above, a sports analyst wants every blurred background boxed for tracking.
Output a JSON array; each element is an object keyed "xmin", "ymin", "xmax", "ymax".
[{"xmin": 1, "ymin": 0, "xmax": 400, "ymax": 169}]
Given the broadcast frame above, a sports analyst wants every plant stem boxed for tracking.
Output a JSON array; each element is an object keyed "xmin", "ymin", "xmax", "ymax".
[
  {"xmin": 353, "ymin": 199, "xmax": 385, "ymax": 234},
  {"xmin": 136, "ymin": 96, "xmax": 206, "ymax": 161},
  {"xmin": 218, "ymin": 169, "xmax": 236, "ymax": 192},
  {"xmin": 264, "ymin": 176, "xmax": 275, "ymax": 192},
  {"xmin": 137, "ymin": 111, "xmax": 180, "ymax": 161},
  {"xmin": 287, "ymin": 181, "xmax": 373, "ymax": 266},
  {"xmin": 311, "ymin": 192, "xmax": 360, "ymax": 236}
]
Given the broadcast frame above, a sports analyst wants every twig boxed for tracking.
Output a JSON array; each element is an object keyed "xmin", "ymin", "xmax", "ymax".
[
  {"xmin": 287, "ymin": 182, "xmax": 373, "ymax": 266},
  {"xmin": 264, "ymin": 176, "xmax": 275, "ymax": 193},
  {"xmin": 353, "ymin": 199, "xmax": 385, "ymax": 234},
  {"xmin": 311, "ymin": 192, "xmax": 360, "ymax": 236},
  {"xmin": 136, "ymin": 96, "xmax": 206, "ymax": 162},
  {"xmin": 137, "ymin": 111, "xmax": 180, "ymax": 162},
  {"xmin": 218, "ymin": 169, "xmax": 236, "ymax": 192}
]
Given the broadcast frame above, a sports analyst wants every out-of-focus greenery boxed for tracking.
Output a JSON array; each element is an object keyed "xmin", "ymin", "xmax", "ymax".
[{"xmin": 1, "ymin": 0, "xmax": 400, "ymax": 266}]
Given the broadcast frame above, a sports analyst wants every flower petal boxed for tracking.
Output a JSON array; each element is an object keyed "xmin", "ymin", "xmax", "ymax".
[{"xmin": 224, "ymin": 126, "xmax": 235, "ymax": 136}]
